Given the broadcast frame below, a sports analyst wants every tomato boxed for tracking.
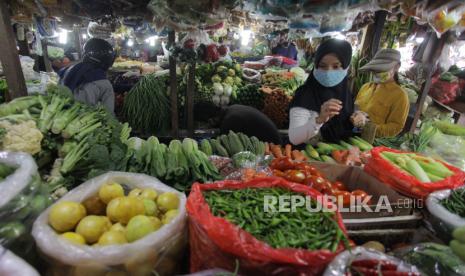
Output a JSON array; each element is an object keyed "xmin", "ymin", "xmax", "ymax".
[
  {"xmin": 270, "ymin": 157, "xmax": 294, "ymax": 171},
  {"xmin": 284, "ymin": 170, "xmax": 306, "ymax": 183},
  {"xmin": 273, "ymin": 170, "xmax": 286, "ymax": 178},
  {"xmin": 334, "ymin": 191, "xmax": 351, "ymax": 206},
  {"xmin": 331, "ymin": 181, "xmax": 347, "ymax": 192}
]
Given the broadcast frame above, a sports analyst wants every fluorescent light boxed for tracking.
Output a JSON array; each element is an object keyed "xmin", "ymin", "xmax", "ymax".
[
  {"xmin": 127, "ymin": 39, "xmax": 134, "ymax": 47},
  {"xmin": 58, "ymin": 29, "xmax": 68, "ymax": 44},
  {"xmin": 334, "ymin": 32, "xmax": 346, "ymax": 40},
  {"xmin": 415, "ymin": 37, "xmax": 424, "ymax": 44},
  {"xmin": 82, "ymin": 34, "xmax": 87, "ymax": 39},
  {"xmin": 241, "ymin": 30, "xmax": 252, "ymax": 46},
  {"xmin": 233, "ymin": 32, "xmax": 240, "ymax": 40},
  {"xmin": 147, "ymin": 35, "xmax": 158, "ymax": 47}
]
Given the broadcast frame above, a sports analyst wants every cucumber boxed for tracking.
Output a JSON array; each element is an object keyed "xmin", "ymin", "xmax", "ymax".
[
  {"xmin": 321, "ymin": 155, "xmax": 337, "ymax": 164},
  {"xmin": 305, "ymin": 144, "xmax": 320, "ymax": 160},
  {"xmin": 316, "ymin": 142, "xmax": 335, "ymax": 155},
  {"xmin": 219, "ymin": 135, "xmax": 233, "ymax": 155},
  {"xmin": 339, "ymin": 141, "xmax": 353, "ymax": 150},
  {"xmin": 228, "ymin": 131, "xmax": 244, "ymax": 154},
  {"xmin": 238, "ymin": 132, "xmax": 254, "ymax": 152}
]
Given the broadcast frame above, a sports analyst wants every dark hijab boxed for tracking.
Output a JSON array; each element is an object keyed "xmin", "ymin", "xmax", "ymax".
[{"xmin": 290, "ymin": 38, "xmax": 354, "ymax": 143}]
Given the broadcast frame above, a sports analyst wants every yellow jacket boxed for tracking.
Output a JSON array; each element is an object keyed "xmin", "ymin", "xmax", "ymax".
[{"xmin": 355, "ymin": 81, "xmax": 409, "ymax": 137}]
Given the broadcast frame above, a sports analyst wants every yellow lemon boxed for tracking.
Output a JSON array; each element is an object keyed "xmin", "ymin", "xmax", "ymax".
[
  {"xmin": 75, "ymin": 215, "xmax": 112, "ymax": 244},
  {"xmin": 156, "ymin": 192, "xmax": 179, "ymax": 212},
  {"xmin": 110, "ymin": 222, "xmax": 126, "ymax": 233},
  {"xmin": 143, "ymin": 199, "xmax": 158, "ymax": 216},
  {"xmin": 141, "ymin": 189, "xmax": 158, "ymax": 201},
  {"xmin": 60, "ymin": 232, "xmax": 86, "ymax": 245},
  {"xmin": 125, "ymin": 215, "xmax": 156, "ymax": 242},
  {"xmin": 106, "ymin": 196, "xmax": 145, "ymax": 224},
  {"xmin": 49, "ymin": 201, "xmax": 86, "ymax": 232},
  {"xmin": 162, "ymin": 209, "xmax": 179, "ymax": 225},
  {"xmin": 99, "ymin": 182, "xmax": 124, "ymax": 204},
  {"xmin": 97, "ymin": 231, "xmax": 127, "ymax": 246},
  {"xmin": 128, "ymin": 188, "xmax": 143, "ymax": 198}
]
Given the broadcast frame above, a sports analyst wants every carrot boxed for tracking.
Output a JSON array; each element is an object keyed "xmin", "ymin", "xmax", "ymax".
[
  {"xmin": 285, "ymin": 144, "xmax": 292, "ymax": 158},
  {"xmin": 292, "ymin": 150, "xmax": 306, "ymax": 162},
  {"xmin": 271, "ymin": 144, "xmax": 283, "ymax": 158}
]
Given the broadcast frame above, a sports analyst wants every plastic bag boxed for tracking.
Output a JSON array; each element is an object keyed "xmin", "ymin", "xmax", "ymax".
[
  {"xmin": 323, "ymin": 246, "xmax": 420, "ymax": 276},
  {"xmin": 393, "ymin": 242, "xmax": 465, "ymax": 276},
  {"xmin": 242, "ymin": 68, "xmax": 261, "ymax": 83},
  {"xmin": 429, "ymin": 75, "xmax": 460, "ymax": 104},
  {"xmin": 187, "ymin": 177, "xmax": 349, "ymax": 276},
  {"xmin": 0, "ymin": 151, "xmax": 50, "ymax": 264},
  {"xmin": 0, "ymin": 246, "xmax": 40, "ymax": 276},
  {"xmin": 426, "ymin": 188, "xmax": 465, "ymax": 231},
  {"xmin": 364, "ymin": 147, "xmax": 465, "ymax": 199},
  {"xmin": 32, "ymin": 172, "xmax": 187, "ymax": 276},
  {"xmin": 423, "ymin": 132, "xmax": 465, "ymax": 171},
  {"xmin": 428, "ymin": 5, "xmax": 463, "ymax": 37}
]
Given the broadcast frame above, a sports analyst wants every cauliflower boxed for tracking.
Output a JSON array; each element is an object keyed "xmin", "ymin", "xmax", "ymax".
[{"xmin": 0, "ymin": 120, "xmax": 43, "ymax": 155}]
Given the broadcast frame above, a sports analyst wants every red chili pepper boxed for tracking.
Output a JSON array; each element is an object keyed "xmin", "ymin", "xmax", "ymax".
[
  {"xmin": 272, "ymin": 169, "xmax": 285, "ymax": 178},
  {"xmin": 350, "ymin": 266, "xmax": 378, "ymax": 276},
  {"xmin": 351, "ymin": 260, "xmax": 398, "ymax": 271}
]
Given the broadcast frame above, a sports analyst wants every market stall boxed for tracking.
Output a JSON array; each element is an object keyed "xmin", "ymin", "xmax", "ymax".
[{"xmin": 1, "ymin": 0, "xmax": 465, "ymax": 275}]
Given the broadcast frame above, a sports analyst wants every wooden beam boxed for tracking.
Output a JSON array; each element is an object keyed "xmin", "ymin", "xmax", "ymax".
[
  {"xmin": 186, "ymin": 63, "xmax": 196, "ymax": 137},
  {"xmin": 41, "ymin": 39, "xmax": 52, "ymax": 72},
  {"xmin": 0, "ymin": 0, "xmax": 27, "ymax": 99},
  {"xmin": 409, "ymin": 32, "xmax": 447, "ymax": 133},
  {"xmin": 168, "ymin": 31, "xmax": 178, "ymax": 138}
]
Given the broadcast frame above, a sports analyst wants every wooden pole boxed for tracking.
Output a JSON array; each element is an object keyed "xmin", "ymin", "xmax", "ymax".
[
  {"xmin": 73, "ymin": 25, "xmax": 82, "ymax": 59},
  {"xmin": 186, "ymin": 63, "xmax": 196, "ymax": 137},
  {"xmin": 41, "ymin": 39, "xmax": 52, "ymax": 72},
  {"xmin": 409, "ymin": 32, "xmax": 447, "ymax": 133},
  {"xmin": 0, "ymin": 0, "xmax": 27, "ymax": 99},
  {"xmin": 168, "ymin": 31, "xmax": 179, "ymax": 138}
]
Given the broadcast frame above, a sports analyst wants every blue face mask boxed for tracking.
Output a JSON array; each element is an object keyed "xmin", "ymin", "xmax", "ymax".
[{"xmin": 313, "ymin": 68, "xmax": 348, "ymax": 87}]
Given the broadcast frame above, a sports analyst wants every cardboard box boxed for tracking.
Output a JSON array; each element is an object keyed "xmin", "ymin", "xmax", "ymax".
[{"xmin": 310, "ymin": 162, "xmax": 416, "ymax": 220}]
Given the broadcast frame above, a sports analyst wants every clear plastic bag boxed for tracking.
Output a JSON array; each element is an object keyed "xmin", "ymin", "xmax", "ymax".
[
  {"xmin": 323, "ymin": 246, "xmax": 420, "ymax": 276},
  {"xmin": 0, "ymin": 151, "xmax": 50, "ymax": 264},
  {"xmin": 393, "ymin": 242, "xmax": 465, "ymax": 276},
  {"xmin": 0, "ymin": 246, "xmax": 40, "ymax": 276},
  {"xmin": 426, "ymin": 188, "xmax": 465, "ymax": 231},
  {"xmin": 32, "ymin": 172, "xmax": 187, "ymax": 276},
  {"xmin": 423, "ymin": 132, "xmax": 465, "ymax": 171},
  {"xmin": 428, "ymin": 4, "xmax": 464, "ymax": 37}
]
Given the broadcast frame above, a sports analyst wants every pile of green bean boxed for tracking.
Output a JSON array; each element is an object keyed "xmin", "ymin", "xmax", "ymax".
[
  {"xmin": 204, "ymin": 188, "xmax": 349, "ymax": 251},
  {"xmin": 441, "ymin": 188, "xmax": 465, "ymax": 217}
]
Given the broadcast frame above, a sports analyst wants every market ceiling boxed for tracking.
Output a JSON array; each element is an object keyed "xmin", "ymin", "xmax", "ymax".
[{"xmin": 8, "ymin": 0, "xmax": 465, "ymax": 36}]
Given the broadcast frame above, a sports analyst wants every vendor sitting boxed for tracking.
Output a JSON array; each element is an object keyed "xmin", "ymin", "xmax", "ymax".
[
  {"xmin": 355, "ymin": 49, "xmax": 409, "ymax": 137},
  {"xmin": 194, "ymin": 102, "xmax": 282, "ymax": 145}
]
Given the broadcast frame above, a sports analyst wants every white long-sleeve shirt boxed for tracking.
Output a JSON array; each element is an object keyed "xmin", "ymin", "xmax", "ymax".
[{"xmin": 288, "ymin": 107, "xmax": 323, "ymax": 145}]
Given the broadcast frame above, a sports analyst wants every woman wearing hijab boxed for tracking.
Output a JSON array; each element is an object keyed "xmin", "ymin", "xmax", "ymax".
[
  {"xmin": 289, "ymin": 39, "xmax": 361, "ymax": 145},
  {"xmin": 355, "ymin": 49, "xmax": 409, "ymax": 137},
  {"xmin": 59, "ymin": 38, "xmax": 116, "ymax": 114}
]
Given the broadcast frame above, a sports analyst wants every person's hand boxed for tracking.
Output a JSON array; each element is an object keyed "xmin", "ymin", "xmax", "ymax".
[
  {"xmin": 350, "ymin": 111, "xmax": 368, "ymax": 127},
  {"xmin": 316, "ymin": 99, "xmax": 342, "ymax": 124}
]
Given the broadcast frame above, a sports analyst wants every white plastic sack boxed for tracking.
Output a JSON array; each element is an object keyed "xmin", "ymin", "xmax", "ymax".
[
  {"xmin": 323, "ymin": 246, "xmax": 420, "ymax": 276},
  {"xmin": 0, "ymin": 246, "xmax": 39, "ymax": 276},
  {"xmin": 0, "ymin": 151, "xmax": 38, "ymax": 208},
  {"xmin": 32, "ymin": 171, "xmax": 187, "ymax": 276},
  {"xmin": 426, "ymin": 188, "xmax": 465, "ymax": 231}
]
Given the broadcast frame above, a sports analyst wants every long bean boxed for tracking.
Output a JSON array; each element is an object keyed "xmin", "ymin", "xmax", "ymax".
[
  {"xmin": 441, "ymin": 188, "xmax": 465, "ymax": 217},
  {"xmin": 204, "ymin": 188, "xmax": 348, "ymax": 251}
]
